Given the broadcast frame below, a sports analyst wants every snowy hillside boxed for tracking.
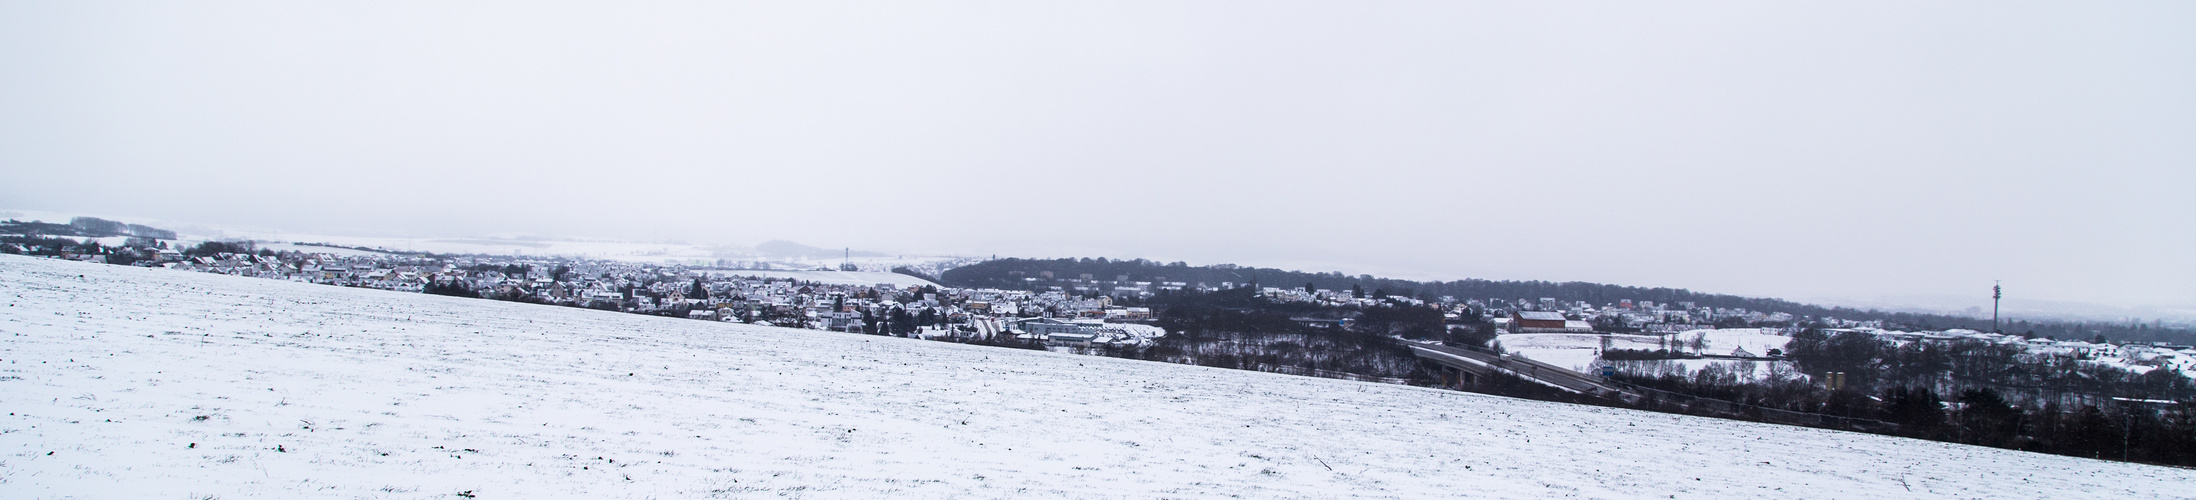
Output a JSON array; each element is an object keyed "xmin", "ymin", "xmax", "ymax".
[{"xmin": 1, "ymin": 255, "xmax": 2187, "ymax": 499}]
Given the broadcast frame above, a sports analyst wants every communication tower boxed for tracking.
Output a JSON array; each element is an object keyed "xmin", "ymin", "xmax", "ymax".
[{"xmin": 1992, "ymin": 281, "xmax": 2002, "ymax": 333}]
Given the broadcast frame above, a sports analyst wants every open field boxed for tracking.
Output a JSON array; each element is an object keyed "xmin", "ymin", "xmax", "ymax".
[{"xmin": 2, "ymin": 255, "xmax": 2187, "ymax": 498}]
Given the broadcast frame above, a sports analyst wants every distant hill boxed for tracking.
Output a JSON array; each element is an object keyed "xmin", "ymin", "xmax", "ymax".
[
  {"xmin": 754, "ymin": 240, "xmax": 888, "ymax": 259},
  {"xmin": 0, "ymin": 217, "xmax": 176, "ymax": 239},
  {"xmin": 940, "ymin": 257, "xmax": 2196, "ymax": 344}
]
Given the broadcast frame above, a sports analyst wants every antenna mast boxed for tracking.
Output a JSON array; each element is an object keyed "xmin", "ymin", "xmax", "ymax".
[{"xmin": 1992, "ymin": 281, "xmax": 2002, "ymax": 333}]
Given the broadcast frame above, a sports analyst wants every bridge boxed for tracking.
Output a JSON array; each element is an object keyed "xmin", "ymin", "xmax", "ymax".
[{"xmin": 1408, "ymin": 343, "xmax": 1639, "ymax": 402}]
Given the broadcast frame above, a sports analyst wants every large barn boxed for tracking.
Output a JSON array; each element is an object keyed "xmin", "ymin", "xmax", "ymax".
[{"xmin": 1511, "ymin": 311, "xmax": 1583, "ymax": 333}]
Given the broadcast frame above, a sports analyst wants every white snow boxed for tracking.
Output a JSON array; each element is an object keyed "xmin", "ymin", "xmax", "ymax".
[
  {"xmin": 1500, "ymin": 331, "xmax": 1800, "ymax": 381},
  {"xmin": 1496, "ymin": 333, "xmax": 1665, "ymax": 371},
  {"xmin": 2, "ymin": 254, "xmax": 2188, "ymax": 498},
  {"xmin": 1677, "ymin": 328, "xmax": 1794, "ymax": 357}
]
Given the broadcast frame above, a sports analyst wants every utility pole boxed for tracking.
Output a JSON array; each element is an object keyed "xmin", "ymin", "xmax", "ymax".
[{"xmin": 1992, "ymin": 281, "xmax": 2003, "ymax": 333}]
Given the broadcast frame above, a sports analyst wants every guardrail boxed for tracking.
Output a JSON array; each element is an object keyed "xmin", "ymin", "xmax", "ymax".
[{"xmin": 1409, "ymin": 343, "xmax": 1636, "ymax": 397}]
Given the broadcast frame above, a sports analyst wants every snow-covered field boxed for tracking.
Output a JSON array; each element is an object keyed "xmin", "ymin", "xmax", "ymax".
[
  {"xmin": 1680, "ymin": 328, "xmax": 1794, "ymax": 357},
  {"xmin": 1495, "ymin": 334, "xmax": 1664, "ymax": 372},
  {"xmin": 2, "ymin": 255, "xmax": 2188, "ymax": 499},
  {"xmin": 1498, "ymin": 329, "xmax": 1796, "ymax": 373}
]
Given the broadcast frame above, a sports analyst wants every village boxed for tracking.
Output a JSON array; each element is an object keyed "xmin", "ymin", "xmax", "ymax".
[
  {"xmin": 14, "ymin": 223, "xmax": 2196, "ymax": 467},
  {"xmin": 22, "ymin": 239, "xmax": 1164, "ymax": 350},
  {"xmin": 6, "ymin": 220, "xmax": 2191, "ymax": 380},
  {"xmin": 139, "ymin": 246, "xmax": 2196, "ymax": 379}
]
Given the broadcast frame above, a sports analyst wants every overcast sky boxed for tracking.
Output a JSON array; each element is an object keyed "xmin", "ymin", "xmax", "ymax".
[{"xmin": 2, "ymin": 1, "xmax": 2191, "ymax": 310}]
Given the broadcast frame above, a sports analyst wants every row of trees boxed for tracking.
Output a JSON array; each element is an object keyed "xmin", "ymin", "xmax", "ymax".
[
  {"xmin": 1608, "ymin": 326, "xmax": 2196, "ymax": 466},
  {"xmin": 1103, "ymin": 288, "xmax": 1427, "ymax": 379},
  {"xmin": 1783, "ymin": 328, "xmax": 2196, "ymax": 406},
  {"xmin": 0, "ymin": 218, "xmax": 175, "ymax": 240}
]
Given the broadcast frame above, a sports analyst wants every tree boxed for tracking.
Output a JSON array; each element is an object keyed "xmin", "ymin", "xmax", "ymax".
[
  {"xmin": 889, "ymin": 307, "xmax": 917, "ymax": 336},
  {"xmin": 1787, "ymin": 327, "xmax": 1890, "ymax": 391},
  {"xmin": 1446, "ymin": 323, "xmax": 1498, "ymax": 348},
  {"xmin": 1883, "ymin": 386, "xmax": 1947, "ymax": 437},
  {"xmin": 425, "ymin": 281, "xmax": 480, "ymax": 298},
  {"xmin": 688, "ymin": 278, "xmax": 707, "ymax": 301},
  {"xmin": 1355, "ymin": 304, "xmax": 1445, "ymax": 339},
  {"xmin": 2070, "ymin": 405, "xmax": 2117, "ymax": 459},
  {"xmin": 69, "ymin": 217, "xmax": 127, "ymax": 236},
  {"xmin": 1351, "ymin": 284, "xmax": 1365, "ymax": 299},
  {"xmin": 1885, "ymin": 341, "xmax": 1951, "ymax": 389},
  {"xmin": 1958, "ymin": 388, "xmax": 2024, "ymax": 447}
]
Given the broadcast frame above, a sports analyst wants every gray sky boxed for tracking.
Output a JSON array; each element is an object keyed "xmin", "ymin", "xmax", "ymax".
[{"xmin": 3, "ymin": 1, "xmax": 2192, "ymax": 310}]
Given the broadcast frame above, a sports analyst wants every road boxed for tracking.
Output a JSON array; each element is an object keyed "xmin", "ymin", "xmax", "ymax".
[{"xmin": 1409, "ymin": 342, "xmax": 1638, "ymax": 400}]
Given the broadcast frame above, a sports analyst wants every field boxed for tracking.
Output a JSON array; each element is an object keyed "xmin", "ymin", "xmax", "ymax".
[{"xmin": 2, "ymin": 255, "xmax": 2186, "ymax": 498}]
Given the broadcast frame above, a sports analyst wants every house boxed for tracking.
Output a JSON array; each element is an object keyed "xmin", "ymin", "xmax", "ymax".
[
  {"xmin": 820, "ymin": 311, "xmax": 862, "ymax": 332},
  {"xmin": 1513, "ymin": 311, "xmax": 1569, "ymax": 333},
  {"xmin": 1015, "ymin": 317, "xmax": 1084, "ymax": 338},
  {"xmin": 1047, "ymin": 331, "xmax": 1099, "ymax": 347}
]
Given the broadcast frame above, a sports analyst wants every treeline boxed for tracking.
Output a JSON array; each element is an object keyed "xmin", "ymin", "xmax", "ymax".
[
  {"xmin": 1608, "ymin": 327, "xmax": 2196, "ymax": 466},
  {"xmin": 0, "ymin": 217, "xmax": 177, "ymax": 239},
  {"xmin": 3, "ymin": 218, "xmax": 187, "ymax": 263},
  {"xmin": 3, "ymin": 234, "xmax": 237, "ymax": 265},
  {"xmin": 938, "ymin": 257, "xmax": 2196, "ymax": 344},
  {"xmin": 1091, "ymin": 287, "xmax": 1428, "ymax": 380}
]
